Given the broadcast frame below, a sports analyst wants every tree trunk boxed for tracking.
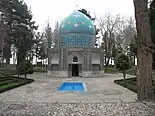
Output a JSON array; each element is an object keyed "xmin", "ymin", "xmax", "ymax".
[
  {"xmin": 36, "ymin": 55, "xmax": 37, "ymax": 67},
  {"xmin": 133, "ymin": 55, "xmax": 136, "ymax": 66},
  {"xmin": 6, "ymin": 58, "xmax": 10, "ymax": 67},
  {"xmin": 123, "ymin": 71, "xmax": 127, "ymax": 86},
  {"xmin": 17, "ymin": 67, "xmax": 20, "ymax": 79},
  {"xmin": 17, "ymin": 50, "xmax": 26, "ymax": 66},
  {"xmin": 105, "ymin": 56, "xmax": 110, "ymax": 67},
  {"xmin": 25, "ymin": 74, "xmax": 27, "ymax": 79},
  {"xmin": 133, "ymin": 0, "xmax": 154, "ymax": 101},
  {"xmin": 123, "ymin": 71, "xmax": 126, "ymax": 81},
  {"xmin": 0, "ymin": 21, "xmax": 5, "ymax": 57}
]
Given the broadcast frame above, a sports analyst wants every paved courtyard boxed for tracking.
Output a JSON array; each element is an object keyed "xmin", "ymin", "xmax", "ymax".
[{"xmin": 0, "ymin": 73, "xmax": 155, "ymax": 116}]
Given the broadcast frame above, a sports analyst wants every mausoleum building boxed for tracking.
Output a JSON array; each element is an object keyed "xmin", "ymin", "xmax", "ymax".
[{"xmin": 47, "ymin": 10, "xmax": 104, "ymax": 77}]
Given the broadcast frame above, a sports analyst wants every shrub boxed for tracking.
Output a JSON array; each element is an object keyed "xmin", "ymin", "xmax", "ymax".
[
  {"xmin": 115, "ymin": 53, "xmax": 131, "ymax": 83},
  {"xmin": 18, "ymin": 60, "xmax": 34, "ymax": 78}
]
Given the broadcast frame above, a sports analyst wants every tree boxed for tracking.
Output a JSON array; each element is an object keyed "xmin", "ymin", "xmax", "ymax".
[
  {"xmin": 13, "ymin": 1, "xmax": 37, "ymax": 66},
  {"xmin": 128, "ymin": 39, "xmax": 138, "ymax": 65},
  {"xmin": 0, "ymin": 17, "xmax": 6, "ymax": 57},
  {"xmin": 38, "ymin": 41, "xmax": 47, "ymax": 61},
  {"xmin": 115, "ymin": 53, "xmax": 131, "ymax": 84},
  {"xmin": 103, "ymin": 31, "xmax": 115, "ymax": 66},
  {"xmin": 3, "ymin": 42, "xmax": 11, "ymax": 65},
  {"xmin": 121, "ymin": 17, "xmax": 136, "ymax": 45},
  {"xmin": 44, "ymin": 23, "xmax": 54, "ymax": 48},
  {"xmin": 0, "ymin": 1, "xmax": 13, "ymax": 65},
  {"xmin": 33, "ymin": 32, "xmax": 47, "ymax": 66},
  {"xmin": 0, "ymin": 0, "xmax": 37, "ymax": 67},
  {"xmin": 99, "ymin": 14, "xmax": 123, "ymax": 67},
  {"xmin": 19, "ymin": 60, "xmax": 34, "ymax": 78},
  {"xmin": 112, "ymin": 34, "xmax": 124, "ymax": 60},
  {"xmin": 149, "ymin": 0, "xmax": 155, "ymax": 69},
  {"xmin": 33, "ymin": 32, "xmax": 43, "ymax": 66},
  {"xmin": 120, "ymin": 18, "xmax": 137, "ymax": 66},
  {"xmin": 133, "ymin": 0, "xmax": 154, "ymax": 100},
  {"xmin": 78, "ymin": 9, "xmax": 92, "ymax": 19},
  {"xmin": 53, "ymin": 21, "xmax": 59, "ymax": 48},
  {"xmin": 150, "ymin": 0, "xmax": 155, "ymax": 44},
  {"xmin": 78, "ymin": 9, "xmax": 100, "ymax": 46}
]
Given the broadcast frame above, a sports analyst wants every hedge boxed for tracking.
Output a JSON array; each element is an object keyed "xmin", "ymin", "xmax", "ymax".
[{"xmin": 0, "ymin": 77, "xmax": 34, "ymax": 94}]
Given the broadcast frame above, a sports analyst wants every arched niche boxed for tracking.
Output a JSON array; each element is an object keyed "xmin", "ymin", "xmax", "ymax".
[{"xmin": 73, "ymin": 56, "xmax": 78, "ymax": 62}]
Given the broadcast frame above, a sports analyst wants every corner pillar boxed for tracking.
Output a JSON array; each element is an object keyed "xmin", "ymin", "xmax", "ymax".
[
  {"xmin": 59, "ymin": 48, "xmax": 68, "ymax": 77},
  {"xmin": 100, "ymin": 43, "xmax": 104, "ymax": 76}
]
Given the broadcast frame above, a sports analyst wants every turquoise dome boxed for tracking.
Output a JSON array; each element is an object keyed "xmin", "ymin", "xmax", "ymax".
[{"xmin": 59, "ymin": 11, "xmax": 95, "ymax": 35}]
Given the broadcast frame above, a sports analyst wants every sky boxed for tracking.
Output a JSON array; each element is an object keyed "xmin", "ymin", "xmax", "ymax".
[
  {"xmin": 10, "ymin": 0, "xmax": 135, "ymax": 64},
  {"xmin": 24, "ymin": 0, "xmax": 135, "ymax": 31}
]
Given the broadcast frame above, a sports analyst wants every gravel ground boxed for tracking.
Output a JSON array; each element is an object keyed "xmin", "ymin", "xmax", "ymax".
[
  {"xmin": 0, "ymin": 102, "xmax": 155, "ymax": 116},
  {"xmin": 0, "ymin": 73, "xmax": 154, "ymax": 116}
]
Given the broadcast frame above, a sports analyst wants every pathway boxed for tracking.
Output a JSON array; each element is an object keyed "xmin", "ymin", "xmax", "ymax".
[{"xmin": 0, "ymin": 73, "xmax": 154, "ymax": 116}]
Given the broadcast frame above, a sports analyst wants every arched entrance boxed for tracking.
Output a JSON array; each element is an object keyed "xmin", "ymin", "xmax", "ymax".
[{"xmin": 72, "ymin": 56, "xmax": 79, "ymax": 76}]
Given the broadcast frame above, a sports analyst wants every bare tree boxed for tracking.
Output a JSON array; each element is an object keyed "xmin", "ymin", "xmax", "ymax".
[
  {"xmin": 123, "ymin": 18, "xmax": 137, "ymax": 65},
  {"xmin": 122, "ymin": 17, "xmax": 136, "ymax": 45},
  {"xmin": 133, "ymin": 0, "xmax": 154, "ymax": 100},
  {"xmin": 98, "ymin": 14, "xmax": 123, "ymax": 66},
  {"xmin": 53, "ymin": 21, "xmax": 59, "ymax": 48}
]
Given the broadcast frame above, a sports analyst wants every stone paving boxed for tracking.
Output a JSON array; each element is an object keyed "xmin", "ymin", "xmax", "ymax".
[{"xmin": 0, "ymin": 73, "xmax": 155, "ymax": 116}]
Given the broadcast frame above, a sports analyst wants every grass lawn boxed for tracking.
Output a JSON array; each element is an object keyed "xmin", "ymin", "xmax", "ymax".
[
  {"xmin": 104, "ymin": 68, "xmax": 118, "ymax": 74},
  {"xmin": 0, "ymin": 76, "xmax": 34, "ymax": 93},
  {"xmin": 114, "ymin": 78, "xmax": 155, "ymax": 95},
  {"xmin": 104, "ymin": 67, "xmax": 137, "ymax": 74}
]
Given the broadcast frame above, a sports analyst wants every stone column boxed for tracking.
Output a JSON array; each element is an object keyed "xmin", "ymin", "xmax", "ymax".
[
  {"xmin": 47, "ymin": 49, "xmax": 52, "ymax": 76},
  {"xmin": 82, "ymin": 48, "xmax": 92, "ymax": 77},
  {"xmin": 100, "ymin": 43, "xmax": 104, "ymax": 76},
  {"xmin": 88, "ymin": 49, "xmax": 92, "ymax": 71},
  {"xmin": 59, "ymin": 48, "xmax": 68, "ymax": 77}
]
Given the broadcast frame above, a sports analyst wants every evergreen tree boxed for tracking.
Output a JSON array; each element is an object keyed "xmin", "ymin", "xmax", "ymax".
[
  {"xmin": 78, "ymin": 9, "xmax": 100, "ymax": 46},
  {"xmin": 115, "ymin": 53, "xmax": 131, "ymax": 83},
  {"xmin": 3, "ymin": 42, "xmax": 11, "ymax": 65},
  {"xmin": 0, "ymin": 0, "xmax": 38, "ymax": 66},
  {"xmin": 45, "ymin": 23, "xmax": 54, "ymax": 48}
]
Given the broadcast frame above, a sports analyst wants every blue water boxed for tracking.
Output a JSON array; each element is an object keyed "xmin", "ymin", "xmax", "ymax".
[{"xmin": 57, "ymin": 82, "xmax": 84, "ymax": 92}]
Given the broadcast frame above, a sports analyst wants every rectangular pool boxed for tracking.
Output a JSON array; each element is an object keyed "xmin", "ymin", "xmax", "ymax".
[{"xmin": 57, "ymin": 82, "xmax": 86, "ymax": 92}]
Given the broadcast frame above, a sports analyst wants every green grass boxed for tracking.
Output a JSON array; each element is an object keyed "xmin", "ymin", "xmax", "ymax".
[
  {"xmin": 104, "ymin": 67, "xmax": 137, "ymax": 74},
  {"xmin": 114, "ymin": 78, "xmax": 155, "ymax": 95},
  {"xmin": 33, "ymin": 67, "xmax": 47, "ymax": 73},
  {"xmin": 0, "ymin": 81, "xmax": 25, "ymax": 89},
  {"xmin": 0, "ymin": 68, "xmax": 17, "ymax": 75},
  {"xmin": 104, "ymin": 68, "xmax": 118, "ymax": 73},
  {"xmin": 0, "ymin": 80, "xmax": 16, "ymax": 86},
  {"xmin": 0, "ymin": 76, "xmax": 34, "ymax": 93},
  {"xmin": 0, "ymin": 67, "xmax": 34, "ymax": 93}
]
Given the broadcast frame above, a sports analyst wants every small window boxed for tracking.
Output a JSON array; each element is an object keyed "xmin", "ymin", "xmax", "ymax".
[{"xmin": 73, "ymin": 56, "xmax": 78, "ymax": 62}]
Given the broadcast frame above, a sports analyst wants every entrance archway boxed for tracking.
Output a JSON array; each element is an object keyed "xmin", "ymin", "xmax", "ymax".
[
  {"xmin": 72, "ymin": 56, "xmax": 79, "ymax": 76},
  {"xmin": 72, "ymin": 64, "xmax": 79, "ymax": 76}
]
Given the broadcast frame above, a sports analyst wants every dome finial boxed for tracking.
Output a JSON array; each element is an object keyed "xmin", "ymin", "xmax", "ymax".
[{"xmin": 76, "ymin": 5, "xmax": 78, "ymax": 11}]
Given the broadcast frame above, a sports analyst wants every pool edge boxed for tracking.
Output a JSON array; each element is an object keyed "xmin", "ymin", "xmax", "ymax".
[
  {"xmin": 57, "ymin": 81, "xmax": 87, "ymax": 92},
  {"xmin": 82, "ymin": 82, "xmax": 87, "ymax": 91}
]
